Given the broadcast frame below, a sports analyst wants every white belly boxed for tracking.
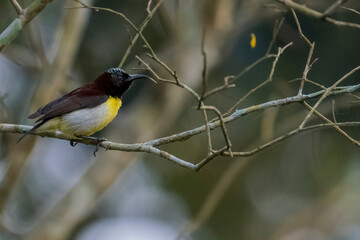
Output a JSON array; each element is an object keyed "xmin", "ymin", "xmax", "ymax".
[{"xmin": 61, "ymin": 103, "xmax": 110, "ymax": 136}]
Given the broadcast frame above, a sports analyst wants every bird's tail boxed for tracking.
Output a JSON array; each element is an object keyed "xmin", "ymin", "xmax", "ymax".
[{"xmin": 17, "ymin": 121, "xmax": 45, "ymax": 143}]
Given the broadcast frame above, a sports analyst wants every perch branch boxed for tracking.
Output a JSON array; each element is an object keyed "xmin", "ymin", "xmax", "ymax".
[
  {"xmin": 2, "ymin": 81, "xmax": 360, "ymax": 171},
  {"xmin": 2, "ymin": 121, "xmax": 359, "ymax": 171}
]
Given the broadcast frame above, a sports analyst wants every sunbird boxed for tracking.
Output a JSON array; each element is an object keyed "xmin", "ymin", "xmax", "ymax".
[{"xmin": 18, "ymin": 68, "xmax": 151, "ymax": 153}]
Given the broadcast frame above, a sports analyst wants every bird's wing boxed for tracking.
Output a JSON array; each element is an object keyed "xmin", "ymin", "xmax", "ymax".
[{"xmin": 29, "ymin": 85, "xmax": 109, "ymax": 122}]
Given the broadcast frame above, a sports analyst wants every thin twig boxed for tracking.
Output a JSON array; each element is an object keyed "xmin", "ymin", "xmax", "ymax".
[
  {"xmin": 197, "ymin": 30, "xmax": 213, "ymax": 151},
  {"xmin": 298, "ymin": 45, "xmax": 315, "ymax": 95},
  {"xmin": 137, "ymin": 55, "xmax": 201, "ymax": 101},
  {"xmin": 146, "ymin": 0, "xmax": 152, "ymax": 14},
  {"xmin": 291, "ymin": 8, "xmax": 312, "ymax": 46},
  {"xmin": 228, "ymin": 54, "xmax": 277, "ymax": 85},
  {"xmin": 202, "ymin": 76, "xmax": 236, "ymax": 99},
  {"xmin": 340, "ymin": 6, "xmax": 360, "ymax": 15},
  {"xmin": 195, "ymin": 146, "xmax": 229, "ymax": 171},
  {"xmin": 299, "ymin": 65, "xmax": 360, "ymax": 129},
  {"xmin": 119, "ymin": 0, "xmax": 163, "ymax": 67},
  {"xmin": 200, "ymin": 29, "xmax": 208, "ymax": 102},
  {"xmin": 10, "ymin": 0, "xmax": 23, "ymax": 14},
  {"xmin": 205, "ymin": 54, "xmax": 275, "ymax": 104},
  {"xmin": 291, "ymin": 8, "xmax": 316, "ymax": 95},
  {"xmin": 136, "ymin": 55, "xmax": 174, "ymax": 84},
  {"xmin": 323, "ymin": 0, "xmax": 349, "ymax": 17},
  {"xmin": 332, "ymin": 99, "xmax": 337, "ymax": 123},
  {"xmin": 277, "ymin": 0, "xmax": 360, "ymax": 29},
  {"xmin": 201, "ymin": 106, "xmax": 233, "ymax": 157},
  {"xmin": 349, "ymin": 94, "xmax": 360, "ymax": 103},
  {"xmin": 228, "ymin": 42, "xmax": 293, "ymax": 114},
  {"xmin": 266, "ymin": 17, "xmax": 285, "ymax": 55},
  {"xmin": 302, "ymin": 101, "xmax": 360, "ymax": 147},
  {"xmin": 221, "ymin": 122, "xmax": 360, "ymax": 157},
  {"xmin": 290, "ymin": 77, "xmax": 326, "ymax": 90},
  {"xmin": 71, "ymin": 0, "xmax": 164, "ymax": 68},
  {"xmin": 145, "ymin": 53, "xmax": 181, "ymax": 86},
  {"xmin": 200, "ymin": 103, "xmax": 213, "ymax": 152},
  {"xmin": 204, "ymin": 18, "xmax": 285, "ymax": 100}
]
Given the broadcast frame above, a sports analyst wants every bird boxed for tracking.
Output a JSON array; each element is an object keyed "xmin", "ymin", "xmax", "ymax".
[{"xmin": 18, "ymin": 68, "xmax": 151, "ymax": 154}]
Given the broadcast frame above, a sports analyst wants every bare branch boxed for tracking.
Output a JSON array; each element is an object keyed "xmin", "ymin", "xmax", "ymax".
[
  {"xmin": 222, "ymin": 122, "xmax": 360, "ymax": 157},
  {"xmin": 204, "ymin": 18, "xmax": 286, "ymax": 100},
  {"xmin": 146, "ymin": 0, "xmax": 152, "ymax": 14},
  {"xmin": 266, "ymin": 17, "xmax": 285, "ymax": 55},
  {"xmin": 228, "ymin": 42, "xmax": 293, "ymax": 114},
  {"xmin": 135, "ymin": 55, "xmax": 173, "ymax": 83},
  {"xmin": 290, "ymin": 76, "xmax": 325, "ymax": 90},
  {"xmin": 10, "ymin": 0, "xmax": 23, "ymax": 14},
  {"xmin": 277, "ymin": 0, "xmax": 360, "ymax": 29},
  {"xmin": 228, "ymin": 54, "xmax": 277, "ymax": 85},
  {"xmin": 137, "ymin": 55, "xmax": 201, "ymax": 101},
  {"xmin": 299, "ymin": 65, "xmax": 360, "ymax": 129},
  {"xmin": 291, "ymin": 8, "xmax": 316, "ymax": 95},
  {"xmin": 200, "ymin": 29, "xmax": 208, "ymax": 101},
  {"xmin": 194, "ymin": 146, "xmax": 228, "ymax": 171},
  {"xmin": 302, "ymin": 101, "xmax": 360, "ymax": 147},
  {"xmin": 332, "ymin": 99, "xmax": 337, "ymax": 123},
  {"xmin": 340, "ymin": 6, "xmax": 360, "ymax": 15},
  {"xmin": 323, "ymin": 0, "xmax": 349, "ymax": 17},
  {"xmin": 202, "ymin": 75, "xmax": 236, "ymax": 99},
  {"xmin": 119, "ymin": 0, "xmax": 163, "ymax": 67},
  {"xmin": 201, "ymin": 103, "xmax": 213, "ymax": 151},
  {"xmin": 201, "ymin": 106, "xmax": 233, "ymax": 156},
  {"xmin": 71, "ymin": 0, "xmax": 164, "ymax": 68}
]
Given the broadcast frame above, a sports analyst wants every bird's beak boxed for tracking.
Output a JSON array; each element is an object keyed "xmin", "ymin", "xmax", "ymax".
[{"xmin": 127, "ymin": 73, "xmax": 157, "ymax": 83}]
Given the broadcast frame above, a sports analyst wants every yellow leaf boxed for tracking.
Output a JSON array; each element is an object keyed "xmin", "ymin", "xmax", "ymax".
[{"xmin": 250, "ymin": 33, "xmax": 256, "ymax": 48}]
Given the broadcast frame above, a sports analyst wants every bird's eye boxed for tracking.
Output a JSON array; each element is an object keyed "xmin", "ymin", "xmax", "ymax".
[{"xmin": 121, "ymin": 70, "xmax": 129, "ymax": 78}]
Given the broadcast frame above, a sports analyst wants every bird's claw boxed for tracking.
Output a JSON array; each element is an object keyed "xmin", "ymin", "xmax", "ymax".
[
  {"xmin": 70, "ymin": 140, "xmax": 78, "ymax": 147},
  {"xmin": 72, "ymin": 135, "xmax": 107, "ymax": 157},
  {"xmin": 93, "ymin": 138, "xmax": 107, "ymax": 157}
]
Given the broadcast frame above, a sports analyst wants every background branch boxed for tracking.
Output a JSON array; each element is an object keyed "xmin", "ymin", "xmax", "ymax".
[
  {"xmin": 10, "ymin": 0, "xmax": 23, "ymax": 14},
  {"xmin": 0, "ymin": 0, "xmax": 53, "ymax": 51},
  {"xmin": 277, "ymin": 0, "xmax": 360, "ymax": 29}
]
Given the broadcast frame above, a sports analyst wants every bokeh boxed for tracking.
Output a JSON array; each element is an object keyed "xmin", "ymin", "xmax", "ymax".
[{"xmin": 1, "ymin": 0, "xmax": 360, "ymax": 239}]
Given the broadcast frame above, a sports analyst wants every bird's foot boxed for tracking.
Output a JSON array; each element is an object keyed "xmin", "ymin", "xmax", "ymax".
[
  {"xmin": 70, "ymin": 140, "xmax": 78, "ymax": 147},
  {"xmin": 74, "ymin": 135, "xmax": 108, "ymax": 157}
]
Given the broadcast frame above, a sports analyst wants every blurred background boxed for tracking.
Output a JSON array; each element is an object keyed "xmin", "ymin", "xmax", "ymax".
[{"xmin": 1, "ymin": 0, "xmax": 360, "ymax": 239}]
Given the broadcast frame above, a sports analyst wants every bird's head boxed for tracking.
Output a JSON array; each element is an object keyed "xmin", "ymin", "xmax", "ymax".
[{"xmin": 94, "ymin": 68, "xmax": 151, "ymax": 98}]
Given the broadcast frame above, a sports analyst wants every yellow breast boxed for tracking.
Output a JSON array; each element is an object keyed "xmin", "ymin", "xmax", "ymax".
[{"xmin": 106, "ymin": 96, "xmax": 122, "ymax": 123}]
